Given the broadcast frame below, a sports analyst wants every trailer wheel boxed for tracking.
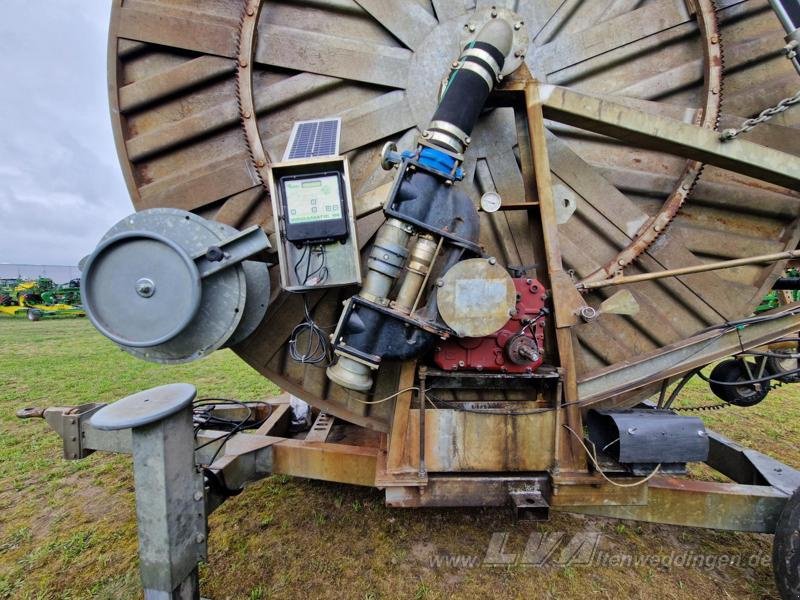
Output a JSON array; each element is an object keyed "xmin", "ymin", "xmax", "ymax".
[
  {"xmin": 767, "ymin": 350, "xmax": 800, "ymax": 384},
  {"xmin": 708, "ymin": 359, "xmax": 769, "ymax": 407},
  {"xmin": 27, "ymin": 309, "xmax": 42, "ymax": 322},
  {"xmin": 774, "ymin": 487, "xmax": 800, "ymax": 600}
]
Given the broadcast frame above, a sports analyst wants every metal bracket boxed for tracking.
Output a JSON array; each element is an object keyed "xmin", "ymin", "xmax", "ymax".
[
  {"xmin": 193, "ymin": 225, "xmax": 270, "ymax": 279},
  {"xmin": 509, "ymin": 486, "xmax": 550, "ymax": 521},
  {"xmin": 36, "ymin": 403, "xmax": 105, "ymax": 460}
]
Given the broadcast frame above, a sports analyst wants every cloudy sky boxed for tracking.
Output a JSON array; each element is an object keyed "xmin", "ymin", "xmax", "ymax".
[{"xmin": 0, "ymin": 1, "xmax": 130, "ymax": 268}]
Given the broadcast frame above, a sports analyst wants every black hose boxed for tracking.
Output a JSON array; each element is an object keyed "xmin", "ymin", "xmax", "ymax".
[{"xmin": 431, "ymin": 42, "xmax": 506, "ymax": 136}]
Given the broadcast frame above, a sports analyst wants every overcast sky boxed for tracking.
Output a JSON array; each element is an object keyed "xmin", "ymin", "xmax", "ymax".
[{"xmin": 0, "ymin": 1, "xmax": 130, "ymax": 267}]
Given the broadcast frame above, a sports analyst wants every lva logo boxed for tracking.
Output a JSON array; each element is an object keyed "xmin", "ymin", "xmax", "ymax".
[{"xmin": 482, "ymin": 531, "xmax": 601, "ymax": 566}]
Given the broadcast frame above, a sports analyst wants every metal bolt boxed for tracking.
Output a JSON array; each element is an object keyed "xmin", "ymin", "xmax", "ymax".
[
  {"xmin": 195, "ymin": 533, "xmax": 205, "ymax": 543},
  {"xmin": 435, "ymin": 279, "xmax": 444, "ymax": 287},
  {"xmin": 491, "ymin": 9, "xmax": 498, "ymax": 18},
  {"xmin": 135, "ymin": 278, "xmax": 155, "ymax": 298},
  {"xmin": 458, "ymin": 360, "xmax": 466, "ymax": 367},
  {"xmin": 514, "ymin": 21, "xmax": 524, "ymax": 30},
  {"xmin": 488, "ymin": 257, "xmax": 497, "ymax": 265},
  {"xmin": 515, "ymin": 49, "xmax": 525, "ymax": 58},
  {"xmin": 452, "ymin": 61, "xmax": 459, "ymax": 68},
  {"xmin": 468, "ymin": 23, "xmax": 476, "ymax": 32},
  {"xmin": 255, "ymin": 159, "xmax": 265, "ymax": 168},
  {"xmin": 239, "ymin": 58, "xmax": 248, "ymax": 68},
  {"xmin": 465, "ymin": 136, "xmax": 472, "ymax": 144},
  {"xmin": 194, "ymin": 491, "xmax": 203, "ymax": 501},
  {"xmin": 246, "ymin": 6, "xmax": 255, "ymax": 16},
  {"xmin": 444, "ymin": 179, "xmax": 453, "ymax": 186}
]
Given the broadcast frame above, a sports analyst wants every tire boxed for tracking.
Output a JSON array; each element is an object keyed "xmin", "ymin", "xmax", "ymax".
[
  {"xmin": 767, "ymin": 350, "xmax": 800, "ymax": 383},
  {"xmin": 27, "ymin": 309, "xmax": 42, "ymax": 322},
  {"xmin": 708, "ymin": 359, "xmax": 769, "ymax": 407},
  {"xmin": 774, "ymin": 487, "xmax": 800, "ymax": 600}
]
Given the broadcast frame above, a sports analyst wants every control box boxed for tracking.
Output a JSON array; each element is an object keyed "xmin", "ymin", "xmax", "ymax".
[{"xmin": 267, "ymin": 156, "xmax": 361, "ymax": 292}]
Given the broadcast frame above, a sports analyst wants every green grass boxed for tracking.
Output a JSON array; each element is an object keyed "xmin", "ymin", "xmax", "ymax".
[{"xmin": 1, "ymin": 318, "xmax": 798, "ymax": 599}]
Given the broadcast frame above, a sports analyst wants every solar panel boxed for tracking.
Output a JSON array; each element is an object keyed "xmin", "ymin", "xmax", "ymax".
[{"xmin": 284, "ymin": 118, "xmax": 341, "ymax": 161}]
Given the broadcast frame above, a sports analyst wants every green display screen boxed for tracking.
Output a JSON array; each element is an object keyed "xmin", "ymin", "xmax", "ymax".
[{"xmin": 284, "ymin": 174, "xmax": 343, "ymax": 225}]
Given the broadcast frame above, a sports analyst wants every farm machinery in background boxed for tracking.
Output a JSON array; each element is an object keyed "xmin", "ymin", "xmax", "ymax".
[
  {"xmin": 0, "ymin": 277, "xmax": 84, "ymax": 320},
  {"xmin": 17, "ymin": 0, "xmax": 800, "ymax": 599}
]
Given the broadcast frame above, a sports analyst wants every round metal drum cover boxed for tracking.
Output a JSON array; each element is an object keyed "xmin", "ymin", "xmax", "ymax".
[
  {"xmin": 82, "ymin": 231, "xmax": 201, "ymax": 348},
  {"xmin": 223, "ymin": 261, "xmax": 270, "ymax": 347},
  {"xmin": 100, "ymin": 209, "xmax": 247, "ymax": 364},
  {"xmin": 210, "ymin": 219, "xmax": 270, "ymax": 349},
  {"xmin": 437, "ymin": 259, "xmax": 516, "ymax": 338},
  {"xmin": 109, "ymin": 1, "xmax": 800, "ymax": 428}
]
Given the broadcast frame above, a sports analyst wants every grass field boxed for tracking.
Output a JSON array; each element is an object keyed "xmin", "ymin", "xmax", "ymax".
[{"xmin": 1, "ymin": 318, "xmax": 799, "ymax": 599}]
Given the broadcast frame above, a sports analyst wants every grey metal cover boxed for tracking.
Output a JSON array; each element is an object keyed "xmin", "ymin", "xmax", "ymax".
[
  {"xmin": 90, "ymin": 383, "xmax": 197, "ymax": 431},
  {"xmin": 587, "ymin": 408, "xmax": 709, "ymax": 465}
]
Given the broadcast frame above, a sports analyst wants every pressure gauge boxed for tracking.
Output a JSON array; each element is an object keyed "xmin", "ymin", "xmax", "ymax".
[{"xmin": 480, "ymin": 191, "xmax": 502, "ymax": 213}]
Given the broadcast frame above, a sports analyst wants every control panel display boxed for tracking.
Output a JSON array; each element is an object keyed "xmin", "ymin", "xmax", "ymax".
[
  {"xmin": 285, "ymin": 175, "xmax": 342, "ymax": 224},
  {"xmin": 280, "ymin": 172, "xmax": 348, "ymax": 243}
]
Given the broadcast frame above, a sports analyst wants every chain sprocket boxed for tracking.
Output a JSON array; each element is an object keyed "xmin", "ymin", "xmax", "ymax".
[{"xmin": 580, "ymin": 0, "xmax": 724, "ymax": 284}]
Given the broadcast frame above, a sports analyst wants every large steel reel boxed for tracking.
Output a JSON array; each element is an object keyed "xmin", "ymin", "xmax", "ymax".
[{"xmin": 109, "ymin": 0, "xmax": 800, "ymax": 428}]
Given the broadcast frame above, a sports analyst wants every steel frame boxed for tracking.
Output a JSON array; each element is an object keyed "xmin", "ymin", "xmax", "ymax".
[
  {"xmin": 30, "ymin": 3, "xmax": 800, "ymax": 595},
  {"xmin": 27, "ymin": 70, "xmax": 800, "ymax": 596}
]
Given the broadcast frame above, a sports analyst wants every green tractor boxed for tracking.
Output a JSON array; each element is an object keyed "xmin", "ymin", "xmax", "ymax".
[
  {"xmin": 0, "ymin": 277, "xmax": 84, "ymax": 321},
  {"xmin": 0, "ymin": 278, "xmax": 19, "ymax": 307},
  {"xmin": 41, "ymin": 278, "xmax": 81, "ymax": 307}
]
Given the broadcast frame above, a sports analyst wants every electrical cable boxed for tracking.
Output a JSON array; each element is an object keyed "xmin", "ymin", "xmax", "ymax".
[
  {"xmin": 661, "ymin": 368, "xmax": 702, "ymax": 410},
  {"xmin": 293, "ymin": 244, "xmax": 328, "ymax": 287},
  {"xmin": 288, "ymin": 244, "xmax": 332, "ymax": 365},
  {"xmin": 288, "ymin": 295, "xmax": 333, "ymax": 365},
  {"xmin": 695, "ymin": 363, "xmax": 800, "ymax": 386},
  {"xmin": 562, "ymin": 425, "xmax": 662, "ymax": 488},
  {"xmin": 348, "ymin": 386, "xmax": 422, "ymax": 405},
  {"xmin": 192, "ymin": 398, "xmax": 272, "ymax": 466},
  {"xmin": 695, "ymin": 306, "xmax": 800, "ymax": 334}
]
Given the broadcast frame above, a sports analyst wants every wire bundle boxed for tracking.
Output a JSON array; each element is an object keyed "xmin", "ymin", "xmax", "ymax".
[
  {"xmin": 192, "ymin": 398, "xmax": 272, "ymax": 466},
  {"xmin": 288, "ymin": 296, "xmax": 333, "ymax": 365}
]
